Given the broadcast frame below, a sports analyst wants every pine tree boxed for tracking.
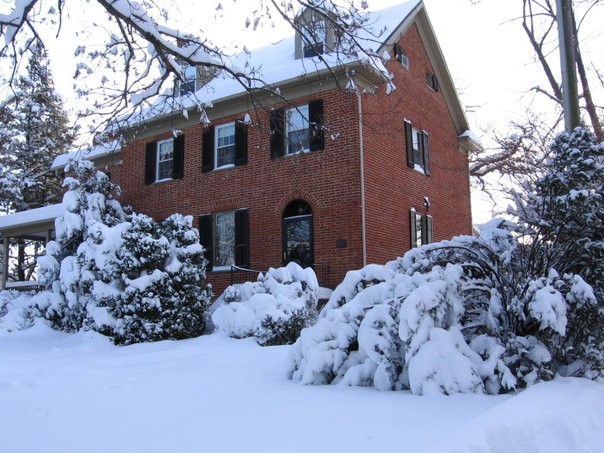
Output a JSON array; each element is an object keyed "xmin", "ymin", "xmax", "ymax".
[
  {"xmin": 34, "ymin": 160, "xmax": 212, "ymax": 344},
  {"xmin": 0, "ymin": 41, "xmax": 76, "ymax": 281},
  {"xmin": 511, "ymin": 127, "xmax": 604, "ymax": 299}
]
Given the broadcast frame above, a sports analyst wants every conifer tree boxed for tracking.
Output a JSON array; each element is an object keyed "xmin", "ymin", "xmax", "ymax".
[{"xmin": 0, "ymin": 41, "xmax": 76, "ymax": 281}]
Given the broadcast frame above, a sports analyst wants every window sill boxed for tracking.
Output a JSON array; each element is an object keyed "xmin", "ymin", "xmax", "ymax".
[
  {"xmin": 413, "ymin": 164, "xmax": 427, "ymax": 175},
  {"xmin": 213, "ymin": 163, "xmax": 235, "ymax": 171},
  {"xmin": 211, "ymin": 265, "xmax": 233, "ymax": 273},
  {"xmin": 153, "ymin": 177, "xmax": 174, "ymax": 184},
  {"xmin": 284, "ymin": 148, "xmax": 312, "ymax": 157}
]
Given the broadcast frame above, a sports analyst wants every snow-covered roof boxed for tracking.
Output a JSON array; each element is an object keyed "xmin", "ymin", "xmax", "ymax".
[
  {"xmin": 0, "ymin": 203, "xmax": 63, "ymax": 236},
  {"xmin": 128, "ymin": 1, "xmax": 427, "ymax": 125},
  {"xmin": 51, "ymin": 140, "xmax": 122, "ymax": 172}
]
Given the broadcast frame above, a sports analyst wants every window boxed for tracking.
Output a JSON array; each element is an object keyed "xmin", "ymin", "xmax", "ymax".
[
  {"xmin": 145, "ymin": 135, "xmax": 185, "ymax": 184},
  {"xmin": 179, "ymin": 65, "xmax": 197, "ymax": 96},
  {"xmin": 283, "ymin": 200, "xmax": 313, "ymax": 268},
  {"xmin": 404, "ymin": 120, "xmax": 430, "ymax": 175},
  {"xmin": 426, "ymin": 71, "xmax": 439, "ymax": 91},
  {"xmin": 270, "ymin": 100, "xmax": 324, "ymax": 158},
  {"xmin": 393, "ymin": 43, "xmax": 409, "ymax": 70},
  {"xmin": 302, "ymin": 16, "xmax": 326, "ymax": 58},
  {"xmin": 202, "ymin": 120, "xmax": 248, "ymax": 172},
  {"xmin": 286, "ymin": 104, "xmax": 310, "ymax": 154},
  {"xmin": 157, "ymin": 138, "xmax": 174, "ymax": 180},
  {"xmin": 198, "ymin": 209, "xmax": 249, "ymax": 271},
  {"xmin": 215, "ymin": 123, "xmax": 236, "ymax": 168},
  {"xmin": 410, "ymin": 209, "xmax": 433, "ymax": 248}
]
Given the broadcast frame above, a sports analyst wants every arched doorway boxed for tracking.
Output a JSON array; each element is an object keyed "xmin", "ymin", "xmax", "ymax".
[{"xmin": 282, "ymin": 200, "xmax": 313, "ymax": 268}]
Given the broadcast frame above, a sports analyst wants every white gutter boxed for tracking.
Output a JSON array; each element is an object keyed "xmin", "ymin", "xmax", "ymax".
[{"xmin": 354, "ymin": 75, "xmax": 367, "ymax": 267}]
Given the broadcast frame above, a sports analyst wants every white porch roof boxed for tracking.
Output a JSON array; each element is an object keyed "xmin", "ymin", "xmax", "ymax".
[{"xmin": 0, "ymin": 204, "xmax": 63, "ymax": 238}]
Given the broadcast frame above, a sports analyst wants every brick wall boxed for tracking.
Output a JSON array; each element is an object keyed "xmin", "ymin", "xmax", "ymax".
[
  {"xmin": 111, "ymin": 23, "xmax": 472, "ymax": 298},
  {"xmin": 112, "ymin": 89, "xmax": 364, "ymax": 296},
  {"xmin": 361, "ymin": 23, "xmax": 473, "ymax": 265}
]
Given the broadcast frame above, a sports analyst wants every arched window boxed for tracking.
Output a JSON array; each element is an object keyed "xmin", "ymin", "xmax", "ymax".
[{"xmin": 282, "ymin": 200, "xmax": 313, "ymax": 268}]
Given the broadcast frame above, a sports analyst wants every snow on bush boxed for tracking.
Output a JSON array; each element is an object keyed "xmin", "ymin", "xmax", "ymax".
[
  {"xmin": 26, "ymin": 160, "xmax": 212, "ymax": 344},
  {"xmin": 289, "ymin": 221, "xmax": 602, "ymax": 395},
  {"xmin": 290, "ymin": 128, "xmax": 603, "ymax": 395},
  {"xmin": 212, "ymin": 262, "xmax": 319, "ymax": 346}
]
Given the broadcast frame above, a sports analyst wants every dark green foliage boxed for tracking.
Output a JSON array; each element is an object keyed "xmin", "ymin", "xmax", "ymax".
[
  {"xmin": 259, "ymin": 308, "xmax": 309, "ymax": 346},
  {"xmin": 35, "ymin": 161, "xmax": 212, "ymax": 344}
]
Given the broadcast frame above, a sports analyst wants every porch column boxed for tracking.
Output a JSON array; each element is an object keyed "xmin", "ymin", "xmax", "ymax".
[{"xmin": 1, "ymin": 237, "xmax": 8, "ymax": 290}]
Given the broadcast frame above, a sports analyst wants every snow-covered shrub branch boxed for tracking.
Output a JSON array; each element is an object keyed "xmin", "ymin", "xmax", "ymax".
[
  {"xmin": 31, "ymin": 159, "xmax": 212, "ymax": 344},
  {"xmin": 212, "ymin": 262, "xmax": 319, "ymax": 346}
]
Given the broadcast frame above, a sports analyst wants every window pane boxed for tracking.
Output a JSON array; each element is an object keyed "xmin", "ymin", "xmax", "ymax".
[
  {"xmin": 215, "ymin": 211, "xmax": 235, "ymax": 267},
  {"xmin": 412, "ymin": 128, "xmax": 422, "ymax": 165},
  {"xmin": 286, "ymin": 105, "xmax": 309, "ymax": 154},
  {"xmin": 179, "ymin": 65, "xmax": 197, "ymax": 96},
  {"xmin": 302, "ymin": 18, "xmax": 326, "ymax": 57},
  {"xmin": 415, "ymin": 214, "xmax": 423, "ymax": 247},
  {"xmin": 285, "ymin": 217, "xmax": 312, "ymax": 268},
  {"xmin": 158, "ymin": 140, "xmax": 173, "ymax": 161},
  {"xmin": 216, "ymin": 124, "xmax": 236, "ymax": 167}
]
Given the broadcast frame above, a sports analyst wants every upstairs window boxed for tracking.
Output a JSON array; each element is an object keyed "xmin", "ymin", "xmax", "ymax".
[
  {"xmin": 202, "ymin": 120, "xmax": 248, "ymax": 172},
  {"xmin": 286, "ymin": 104, "xmax": 310, "ymax": 154},
  {"xmin": 410, "ymin": 209, "xmax": 433, "ymax": 248},
  {"xmin": 198, "ymin": 209, "xmax": 249, "ymax": 271},
  {"xmin": 157, "ymin": 139, "xmax": 174, "ymax": 180},
  {"xmin": 404, "ymin": 120, "xmax": 430, "ymax": 175},
  {"xmin": 270, "ymin": 100, "xmax": 324, "ymax": 158},
  {"xmin": 179, "ymin": 65, "xmax": 197, "ymax": 96},
  {"xmin": 145, "ymin": 135, "xmax": 185, "ymax": 184},
  {"xmin": 303, "ymin": 17, "xmax": 326, "ymax": 58},
  {"xmin": 393, "ymin": 43, "xmax": 409, "ymax": 70},
  {"xmin": 215, "ymin": 123, "xmax": 236, "ymax": 168},
  {"xmin": 426, "ymin": 71, "xmax": 439, "ymax": 91}
]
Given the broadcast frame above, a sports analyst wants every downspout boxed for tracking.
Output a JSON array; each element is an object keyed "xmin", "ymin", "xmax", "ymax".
[{"xmin": 354, "ymin": 73, "xmax": 367, "ymax": 267}]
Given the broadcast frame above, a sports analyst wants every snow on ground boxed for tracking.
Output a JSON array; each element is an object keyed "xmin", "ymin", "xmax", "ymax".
[{"xmin": 1, "ymin": 322, "xmax": 603, "ymax": 453}]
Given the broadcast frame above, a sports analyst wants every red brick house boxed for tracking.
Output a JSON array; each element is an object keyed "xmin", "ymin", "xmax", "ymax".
[{"xmin": 1, "ymin": 1, "xmax": 479, "ymax": 294}]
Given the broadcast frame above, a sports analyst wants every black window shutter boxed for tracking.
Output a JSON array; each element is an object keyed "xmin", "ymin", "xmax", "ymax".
[
  {"xmin": 404, "ymin": 121, "xmax": 414, "ymax": 168},
  {"xmin": 198, "ymin": 215, "xmax": 213, "ymax": 271},
  {"xmin": 172, "ymin": 134, "xmax": 185, "ymax": 179},
  {"xmin": 270, "ymin": 109, "xmax": 285, "ymax": 158},
  {"xmin": 421, "ymin": 131, "xmax": 430, "ymax": 176},
  {"xmin": 234, "ymin": 209, "xmax": 250, "ymax": 268},
  {"xmin": 235, "ymin": 121, "xmax": 248, "ymax": 166},
  {"xmin": 309, "ymin": 99, "xmax": 324, "ymax": 152},
  {"xmin": 202, "ymin": 127, "xmax": 215, "ymax": 173},
  {"xmin": 409, "ymin": 209, "xmax": 417, "ymax": 248},
  {"xmin": 145, "ymin": 142, "xmax": 157, "ymax": 184}
]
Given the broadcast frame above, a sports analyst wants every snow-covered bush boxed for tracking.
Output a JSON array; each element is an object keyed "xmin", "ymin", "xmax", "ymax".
[
  {"xmin": 289, "ymin": 222, "xmax": 601, "ymax": 394},
  {"xmin": 212, "ymin": 262, "xmax": 319, "ymax": 346},
  {"xmin": 31, "ymin": 160, "xmax": 212, "ymax": 344},
  {"xmin": 289, "ymin": 128, "xmax": 603, "ymax": 394}
]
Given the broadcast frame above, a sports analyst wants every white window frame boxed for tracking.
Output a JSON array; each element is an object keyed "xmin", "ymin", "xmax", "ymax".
[
  {"xmin": 156, "ymin": 138, "xmax": 174, "ymax": 181},
  {"xmin": 285, "ymin": 104, "xmax": 310, "ymax": 155},
  {"xmin": 214, "ymin": 122, "xmax": 236, "ymax": 169}
]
